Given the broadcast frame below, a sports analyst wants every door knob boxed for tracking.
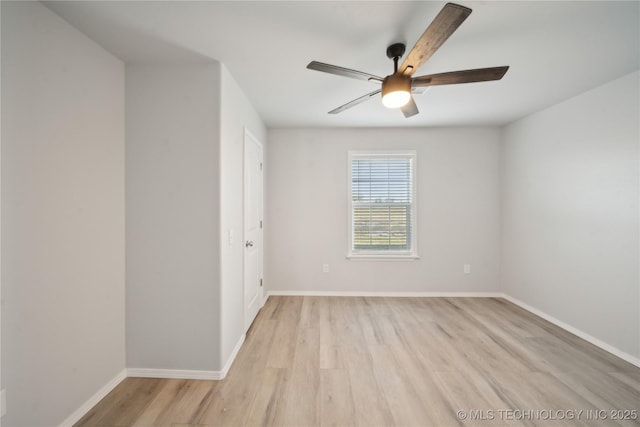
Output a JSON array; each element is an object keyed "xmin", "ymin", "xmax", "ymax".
[{"xmin": 245, "ymin": 241, "xmax": 254, "ymax": 248}]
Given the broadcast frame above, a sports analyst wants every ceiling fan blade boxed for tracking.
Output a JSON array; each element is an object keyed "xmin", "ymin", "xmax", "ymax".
[
  {"xmin": 399, "ymin": 3, "xmax": 472, "ymax": 76},
  {"xmin": 401, "ymin": 96, "xmax": 419, "ymax": 118},
  {"xmin": 412, "ymin": 66, "xmax": 509, "ymax": 87},
  {"xmin": 329, "ymin": 89, "xmax": 382, "ymax": 114},
  {"xmin": 307, "ymin": 61, "xmax": 384, "ymax": 82}
]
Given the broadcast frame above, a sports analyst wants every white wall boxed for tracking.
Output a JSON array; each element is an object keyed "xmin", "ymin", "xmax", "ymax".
[
  {"xmin": 126, "ymin": 63, "xmax": 222, "ymax": 371},
  {"xmin": 501, "ymin": 71, "xmax": 640, "ymax": 361},
  {"xmin": 266, "ymin": 127, "xmax": 501, "ymax": 294},
  {"xmin": 219, "ymin": 66, "xmax": 266, "ymax": 367},
  {"xmin": 1, "ymin": 1, "xmax": 4, "ymax": 424},
  {"xmin": 1, "ymin": 2, "xmax": 125, "ymax": 425}
]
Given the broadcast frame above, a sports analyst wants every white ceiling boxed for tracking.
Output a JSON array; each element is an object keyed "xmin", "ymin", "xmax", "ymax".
[{"xmin": 45, "ymin": 1, "xmax": 639, "ymax": 128}]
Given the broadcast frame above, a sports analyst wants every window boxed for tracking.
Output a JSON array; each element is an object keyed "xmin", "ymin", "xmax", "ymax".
[{"xmin": 348, "ymin": 151, "xmax": 417, "ymax": 259}]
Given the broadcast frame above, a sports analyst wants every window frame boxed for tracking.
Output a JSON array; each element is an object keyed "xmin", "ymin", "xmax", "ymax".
[{"xmin": 347, "ymin": 150, "xmax": 418, "ymax": 260}]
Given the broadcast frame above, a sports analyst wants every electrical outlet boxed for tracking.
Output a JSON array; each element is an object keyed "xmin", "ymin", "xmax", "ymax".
[
  {"xmin": 2, "ymin": 389, "xmax": 7, "ymax": 417},
  {"xmin": 322, "ymin": 264, "xmax": 330, "ymax": 273},
  {"xmin": 464, "ymin": 264, "xmax": 471, "ymax": 274}
]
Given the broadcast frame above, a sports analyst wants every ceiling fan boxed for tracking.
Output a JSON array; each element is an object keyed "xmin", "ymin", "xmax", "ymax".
[{"xmin": 307, "ymin": 2, "xmax": 509, "ymax": 118}]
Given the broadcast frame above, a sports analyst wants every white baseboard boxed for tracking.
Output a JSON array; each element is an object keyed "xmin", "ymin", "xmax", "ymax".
[
  {"xmin": 501, "ymin": 294, "xmax": 640, "ymax": 368},
  {"xmin": 127, "ymin": 334, "xmax": 246, "ymax": 381},
  {"xmin": 58, "ymin": 369, "xmax": 127, "ymax": 427},
  {"xmin": 219, "ymin": 333, "xmax": 246, "ymax": 379},
  {"xmin": 126, "ymin": 368, "xmax": 221, "ymax": 380},
  {"xmin": 267, "ymin": 290, "xmax": 503, "ymax": 298}
]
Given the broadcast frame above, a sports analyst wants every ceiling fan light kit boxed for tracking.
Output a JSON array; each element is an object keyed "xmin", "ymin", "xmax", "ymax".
[
  {"xmin": 382, "ymin": 74, "xmax": 412, "ymax": 108},
  {"xmin": 307, "ymin": 2, "xmax": 509, "ymax": 118}
]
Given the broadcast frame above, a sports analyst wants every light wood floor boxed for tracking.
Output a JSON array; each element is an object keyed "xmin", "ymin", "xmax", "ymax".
[{"xmin": 75, "ymin": 296, "xmax": 640, "ymax": 426}]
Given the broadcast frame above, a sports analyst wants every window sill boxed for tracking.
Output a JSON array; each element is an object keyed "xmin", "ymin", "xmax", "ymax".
[{"xmin": 346, "ymin": 254, "xmax": 420, "ymax": 261}]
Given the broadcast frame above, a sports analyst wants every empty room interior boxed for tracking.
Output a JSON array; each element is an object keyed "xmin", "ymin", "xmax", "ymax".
[{"xmin": 1, "ymin": 1, "xmax": 639, "ymax": 426}]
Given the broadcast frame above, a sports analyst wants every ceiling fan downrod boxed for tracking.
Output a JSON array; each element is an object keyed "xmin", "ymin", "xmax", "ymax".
[{"xmin": 386, "ymin": 43, "xmax": 406, "ymax": 74}]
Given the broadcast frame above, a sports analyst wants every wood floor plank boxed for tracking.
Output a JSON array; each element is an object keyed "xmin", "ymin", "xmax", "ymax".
[
  {"xmin": 460, "ymin": 334, "xmax": 533, "ymax": 374},
  {"xmin": 92, "ymin": 378, "xmax": 163, "ymax": 426},
  {"xmin": 387, "ymin": 343, "xmax": 461, "ymax": 426},
  {"xmin": 411, "ymin": 321, "xmax": 470, "ymax": 372},
  {"xmin": 342, "ymin": 344, "xmax": 395, "ymax": 427},
  {"xmin": 610, "ymin": 370, "xmax": 640, "ymax": 392},
  {"xmin": 266, "ymin": 317, "xmax": 298, "ymax": 369},
  {"xmin": 129, "ymin": 380, "xmax": 215, "ymax": 426},
  {"xmin": 466, "ymin": 313, "xmax": 550, "ymax": 372},
  {"xmin": 319, "ymin": 344, "xmax": 346, "ymax": 370},
  {"xmin": 299, "ymin": 296, "xmax": 321, "ymax": 329},
  {"xmin": 327, "ymin": 297, "xmax": 366, "ymax": 348},
  {"xmin": 75, "ymin": 296, "xmax": 640, "ymax": 427},
  {"xmin": 433, "ymin": 370, "xmax": 525, "ymax": 427},
  {"xmin": 354, "ymin": 297, "xmax": 387, "ymax": 345},
  {"xmin": 368, "ymin": 344, "xmax": 436, "ymax": 426},
  {"xmin": 160, "ymin": 380, "xmax": 216, "ymax": 425},
  {"xmin": 74, "ymin": 378, "xmax": 140, "ymax": 427},
  {"xmin": 244, "ymin": 368, "xmax": 288, "ymax": 427},
  {"xmin": 264, "ymin": 296, "xmax": 302, "ymax": 370},
  {"xmin": 319, "ymin": 369, "xmax": 356, "ymax": 427},
  {"xmin": 555, "ymin": 369, "xmax": 640, "ymax": 415},
  {"xmin": 130, "ymin": 379, "xmax": 188, "ymax": 426},
  {"xmin": 283, "ymin": 326, "xmax": 321, "ymax": 426}
]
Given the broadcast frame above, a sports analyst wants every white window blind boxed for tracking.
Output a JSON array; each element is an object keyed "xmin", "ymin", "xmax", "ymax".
[{"xmin": 349, "ymin": 151, "xmax": 417, "ymax": 257}]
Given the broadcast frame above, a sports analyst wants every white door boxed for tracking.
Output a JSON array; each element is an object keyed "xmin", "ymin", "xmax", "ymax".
[{"xmin": 243, "ymin": 129, "xmax": 264, "ymax": 331}]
